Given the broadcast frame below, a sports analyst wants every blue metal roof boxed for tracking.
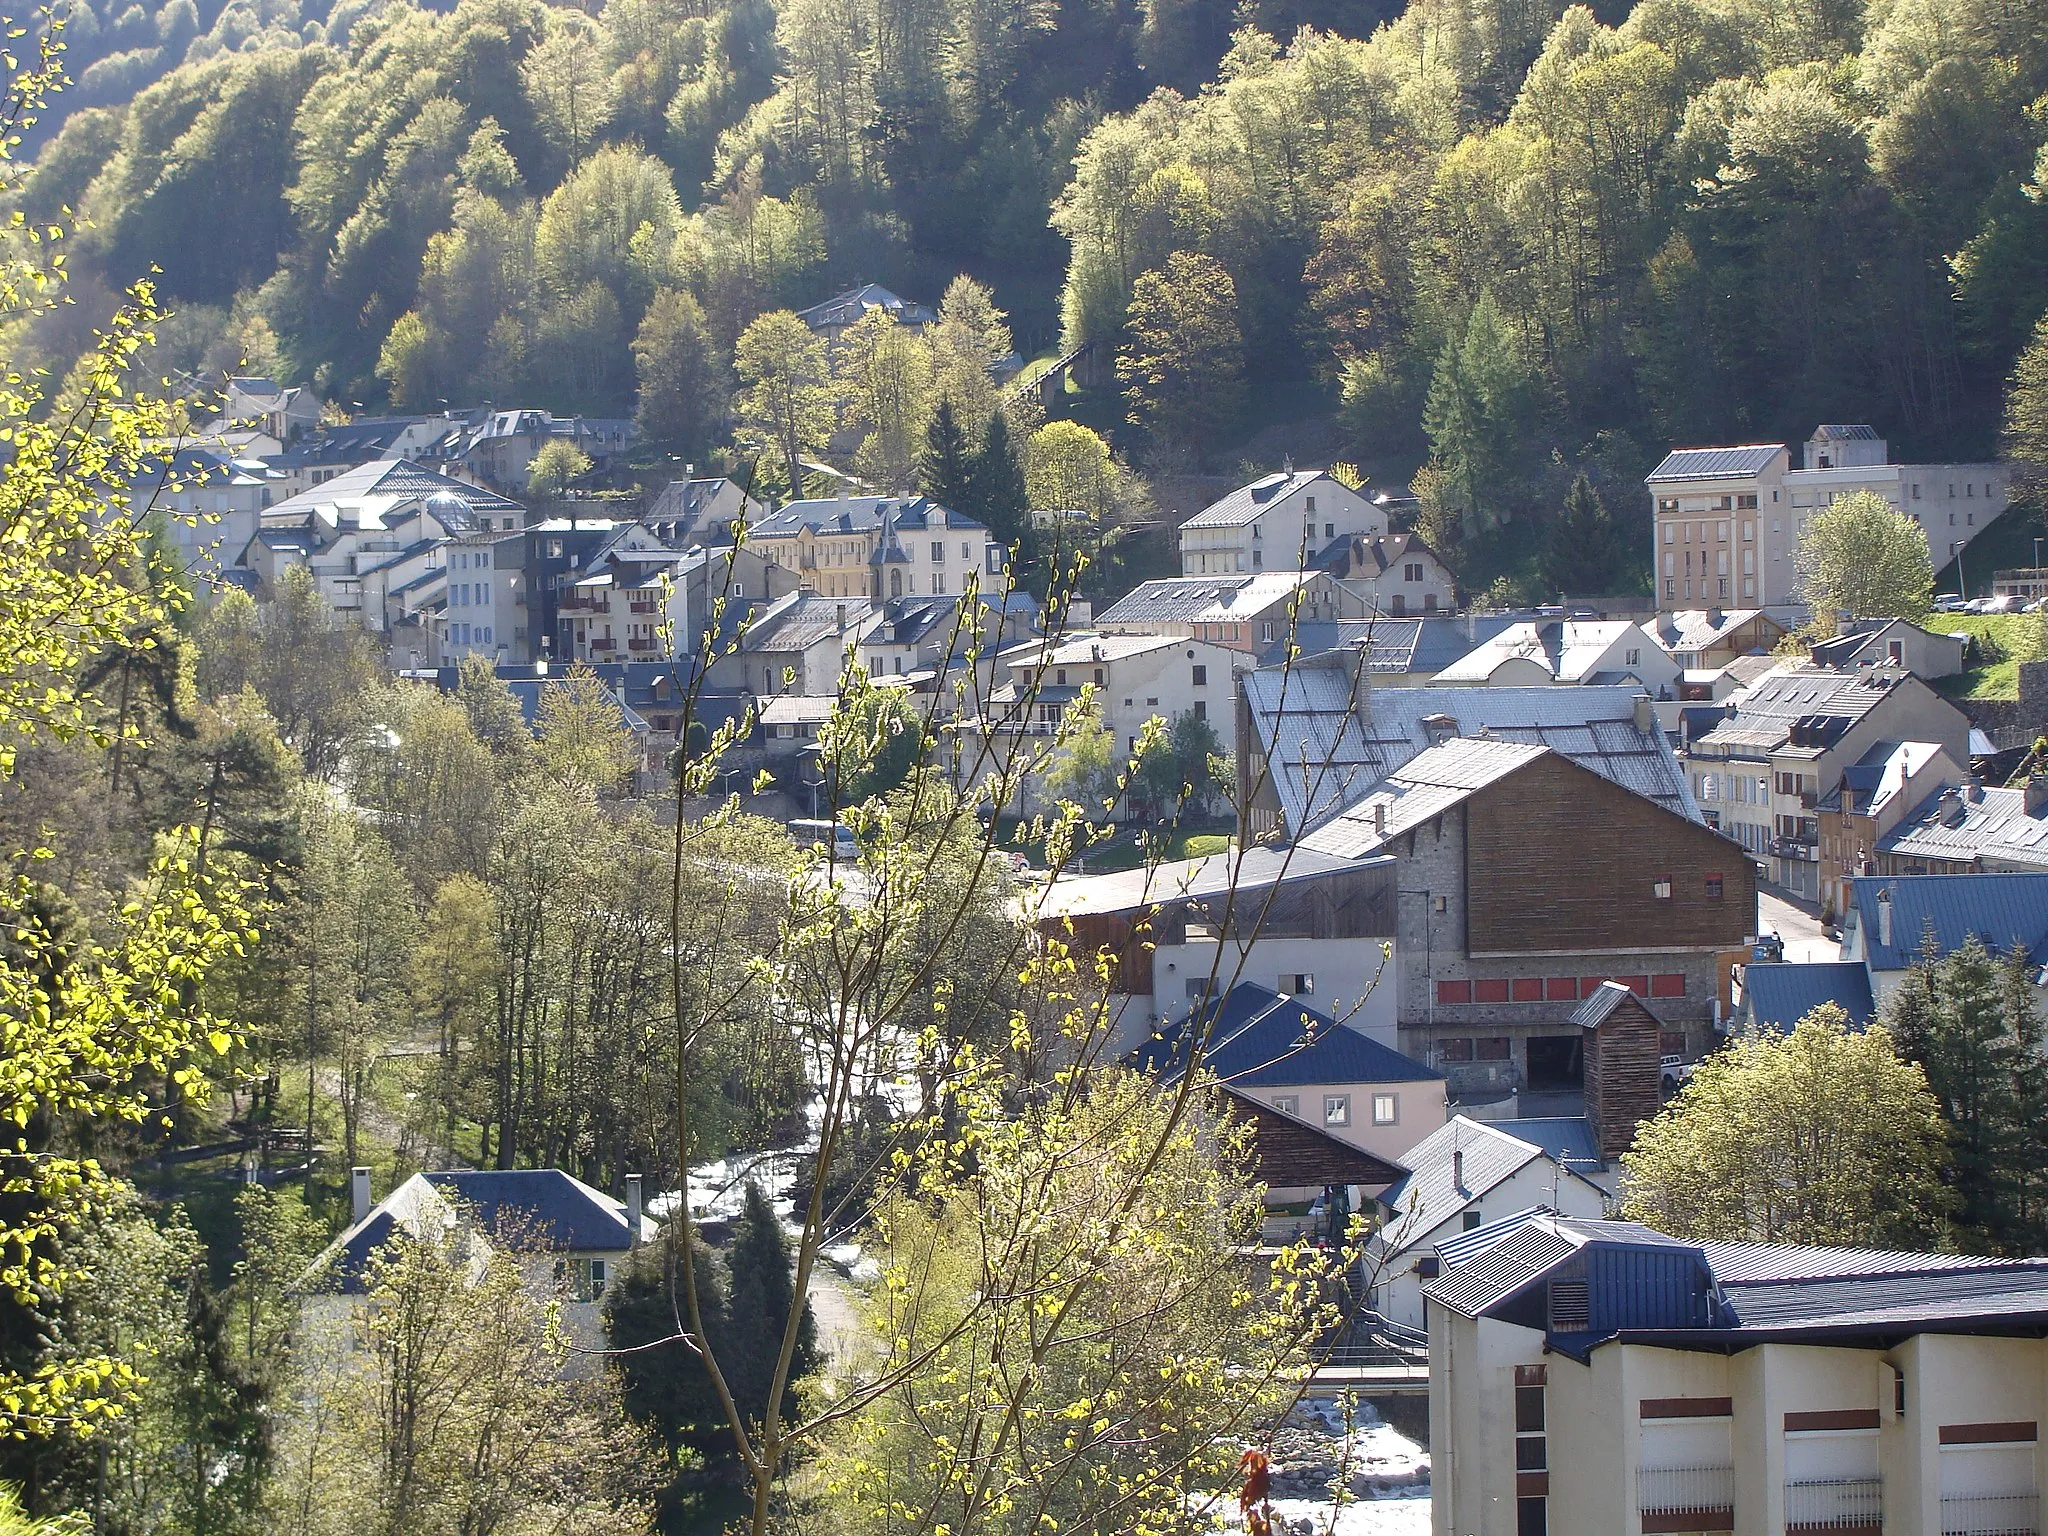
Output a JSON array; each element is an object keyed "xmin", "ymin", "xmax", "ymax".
[
  {"xmin": 1495, "ymin": 1117, "xmax": 1603, "ymax": 1168},
  {"xmin": 1742, "ymin": 962, "xmax": 1875, "ymax": 1032},
  {"xmin": 1846, "ymin": 873, "xmax": 2048, "ymax": 971},
  {"xmin": 1127, "ymin": 983, "xmax": 1441, "ymax": 1088}
]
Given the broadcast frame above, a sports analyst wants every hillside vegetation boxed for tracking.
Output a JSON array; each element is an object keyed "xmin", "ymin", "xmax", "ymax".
[{"xmin": 9, "ymin": 0, "xmax": 2048, "ymax": 586}]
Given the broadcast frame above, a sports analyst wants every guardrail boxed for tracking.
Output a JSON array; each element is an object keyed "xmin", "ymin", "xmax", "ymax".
[
  {"xmin": 1941, "ymin": 1491, "xmax": 2039, "ymax": 1536},
  {"xmin": 1638, "ymin": 1464, "xmax": 1734, "ymax": 1534},
  {"xmin": 1786, "ymin": 1476, "xmax": 1881, "ymax": 1533}
]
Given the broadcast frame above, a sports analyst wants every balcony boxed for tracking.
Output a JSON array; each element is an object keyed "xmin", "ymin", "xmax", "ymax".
[
  {"xmin": 629, "ymin": 600, "xmax": 660, "ymax": 615},
  {"xmin": 1786, "ymin": 1476, "xmax": 1881, "ymax": 1535},
  {"xmin": 1639, "ymin": 1464, "xmax": 1734, "ymax": 1533},
  {"xmin": 589, "ymin": 638, "xmax": 616, "ymax": 652},
  {"xmin": 628, "ymin": 637, "xmax": 655, "ymax": 653},
  {"xmin": 1943, "ymin": 1492, "xmax": 2039, "ymax": 1536}
]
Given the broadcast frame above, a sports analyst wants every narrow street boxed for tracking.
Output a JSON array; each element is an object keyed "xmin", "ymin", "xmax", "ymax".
[{"xmin": 1756, "ymin": 885, "xmax": 1840, "ymax": 965}]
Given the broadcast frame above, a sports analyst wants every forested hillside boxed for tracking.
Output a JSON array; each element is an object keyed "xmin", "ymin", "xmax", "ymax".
[{"xmin": 12, "ymin": 0, "xmax": 2048, "ymax": 580}]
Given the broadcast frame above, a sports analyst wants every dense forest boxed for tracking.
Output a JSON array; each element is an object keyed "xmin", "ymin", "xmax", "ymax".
[{"xmin": 10, "ymin": 0, "xmax": 2048, "ymax": 580}]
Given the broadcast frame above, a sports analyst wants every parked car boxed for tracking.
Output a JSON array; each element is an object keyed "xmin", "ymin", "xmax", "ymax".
[
  {"xmin": 1985, "ymin": 594, "xmax": 2023, "ymax": 614},
  {"xmin": 1932, "ymin": 594, "xmax": 1969, "ymax": 612},
  {"xmin": 1660, "ymin": 1054, "xmax": 1696, "ymax": 1097}
]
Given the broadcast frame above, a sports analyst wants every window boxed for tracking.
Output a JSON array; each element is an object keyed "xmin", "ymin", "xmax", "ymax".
[
  {"xmin": 1652, "ymin": 876, "xmax": 1673, "ymax": 899},
  {"xmin": 934, "ymin": 573, "xmax": 946, "ymax": 593},
  {"xmin": 1738, "ymin": 494, "xmax": 1758, "ymax": 510},
  {"xmin": 1305, "ymin": 496, "xmax": 1316, "ymax": 513},
  {"xmin": 1326, "ymin": 523, "xmax": 1335, "ymax": 538},
  {"xmin": 1192, "ymin": 664, "xmax": 1207, "ymax": 685},
  {"xmin": 1439, "ymin": 1037, "xmax": 1474, "ymax": 1061},
  {"xmin": 931, "ymin": 541, "xmax": 944, "ymax": 561},
  {"xmin": 1093, "ymin": 667, "xmax": 1105, "ymax": 685},
  {"xmin": 1626, "ymin": 648, "xmax": 1640, "ymax": 665},
  {"xmin": 1407, "ymin": 562, "xmax": 1424, "ymax": 581},
  {"xmin": 1252, "ymin": 548, "xmax": 1263, "ymax": 567},
  {"xmin": 1515, "ymin": 1365, "xmax": 1548, "ymax": 1536},
  {"xmin": 1323, "ymin": 1094, "xmax": 1349, "ymax": 1127},
  {"xmin": 1056, "ymin": 669, "xmax": 1067, "ymax": 685},
  {"xmin": 1193, "ymin": 700, "xmax": 1207, "ymax": 720},
  {"xmin": 590, "ymin": 1258, "xmax": 607, "ymax": 1289},
  {"xmin": 1477, "ymin": 1036, "xmax": 1512, "ymax": 1060},
  {"xmin": 1464, "ymin": 1210, "xmax": 1484, "ymax": 1231},
  {"xmin": 1280, "ymin": 972, "xmax": 1314, "ymax": 996},
  {"xmin": 1260, "ymin": 621, "xmax": 1275, "ymax": 642},
  {"xmin": 1705, "ymin": 872, "xmax": 1724, "ymax": 899},
  {"xmin": 1663, "ymin": 524, "xmax": 1674, "ymax": 544},
  {"xmin": 1437, "ymin": 980, "xmax": 1471, "ymax": 1004},
  {"xmin": 1372, "ymin": 1093, "xmax": 1397, "ymax": 1125},
  {"xmin": 1272, "ymin": 1094, "xmax": 1298, "ymax": 1116}
]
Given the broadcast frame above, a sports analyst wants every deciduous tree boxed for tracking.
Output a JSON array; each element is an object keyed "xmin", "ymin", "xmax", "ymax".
[
  {"xmin": 1792, "ymin": 488, "xmax": 1935, "ymax": 631},
  {"xmin": 1622, "ymin": 1005, "xmax": 1950, "ymax": 1247},
  {"xmin": 1117, "ymin": 250, "xmax": 1246, "ymax": 463}
]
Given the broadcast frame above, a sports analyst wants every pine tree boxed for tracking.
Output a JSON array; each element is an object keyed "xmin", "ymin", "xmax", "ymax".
[
  {"xmin": 919, "ymin": 399, "xmax": 976, "ymax": 516},
  {"xmin": 725, "ymin": 1181, "xmax": 819, "ymax": 1429},
  {"xmin": 1540, "ymin": 472, "xmax": 1618, "ymax": 597},
  {"xmin": 970, "ymin": 410, "xmax": 1042, "ymax": 597},
  {"xmin": 604, "ymin": 1228, "xmax": 737, "ymax": 1461}
]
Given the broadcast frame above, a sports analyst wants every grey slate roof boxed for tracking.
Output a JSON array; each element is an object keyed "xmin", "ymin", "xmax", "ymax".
[
  {"xmin": 1128, "ymin": 983, "xmax": 1440, "ymax": 1089},
  {"xmin": 750, "ymin": 494, "xmax": 985, "ymax": 538},
  {"xmin": 1242, "ymin": 662, "xmax": 1695, "ymax": 838},
  {"xmin": 1324, "ymin": 615, "xmax": 1525, "ymax": 676},
  {"xmin": 1182, "ymin": 470, "xmax": 1336, "ymax": 529},
  {"xmin": 1846, "ymin": 872, "xmax": 2048, "ymax": 970},
  {"xmin": 795, "ymin": 283, "xmax": 936, "ymax": 330},
  {"xmin": 1693, "ymin": 665, "xmax": 1916, "ymax": 754},
  {"xmin": 312, "ymin": 1169, "xmax": 654, "ymax": 1293},
  {"xmin": 1646, "ymin": 444, "xmax": 1785, "ymax": 482},
  {"xmin": 1879, "ymin": 783, "xmax": 2048, "ymax": 872},
  {"xmin": 1741, "ymin": 962, "xmax": 1875, "ymax": 1031},
  {"xmin": 1097, "ymin": 572, "xmax": 1319, "ymax": 628},
  {"xmin": 1650, "ymin": 608, "xmax": 1774, "ymax": 656}
]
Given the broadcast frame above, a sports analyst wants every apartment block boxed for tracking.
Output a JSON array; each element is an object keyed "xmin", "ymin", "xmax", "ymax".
[
  {"xmin": 1429, "ymin": 1212, "xmax": 2048, "ymax": 1536},
  {"xmin": 1647, "ymin": 427, "xmax": 2010, "ymax": 613}
]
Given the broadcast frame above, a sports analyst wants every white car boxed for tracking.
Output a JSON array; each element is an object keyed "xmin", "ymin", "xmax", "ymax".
[{"xmin": 1660, "ymin": 1054, "xmax": 1696, "ymax": 1097}]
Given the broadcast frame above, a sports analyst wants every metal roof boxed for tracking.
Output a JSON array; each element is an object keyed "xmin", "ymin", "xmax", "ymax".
[
  {"xmin": 739, "ymin": 592, "xmax": 880, "ymax": 653},
  {"xmin": 1698, "ymin": 1239, "xmax": 2028, "ymax": 1284},
  {"xmin": 1433, "ymin": 1204, "xmax": 1552, "ymax": 1269},
  {"xmin": 1127, "ymin": 983, "xmax": 1441, "ymax": 1089},
  {"xmin": 1812, "ymin": 424, "xmax": 1881, "ymax": 441},
  {"xmin": 1039, "ymin": 846, "xmax": 1374, "ymax": 919},
  {"xmin": 1646, "ymin": 444, "xmax": 1785, "ymax": 483},
  {"xmin": 1241, "ymin": 665, "xmax": 1696, "ymax": 839},
  {"xmin": 1494, "ymin": 1117, "xmax": 1603, "ymax": 1168},
  {"xmin": 1300, "ymin": 739, "xmax": 1548, "ymax": 859},
  {"xmin": 1718, "ymin": 1266, "xmax": 2048, "ymax": 1331},
  {"xmin": 1649, "ymin": 608, "xmax": 1776, "ymax": 656},
  {"xmin": 1846, "ymin": 873, "xmax": 2048, "ymax": 971},
  {"xmin": 1879, "ymin": 783, "xmax": 2048, "ymax": 872},
  {"xmin": 1741, "ymin": 962, "xmax": 1875, "ymax": 1032},
  {"xmin": 1569, "ymin": 979, "xmax": 1637, "ymax": 1028},
  {"xmin": 1182, "ymin": 470, "xmax": 1338, "ymax": 529},
  {"xmin": 1693, "ymin": 665, "xmax": 1920, "ymax": 752},
  {"xmin": 1378, "ymin": 1117, "xmax": 1553, "ymax": 1247},
  {"xmin": 1097, "ymin": 572, "xmax": 1320, "ymax": 628}
]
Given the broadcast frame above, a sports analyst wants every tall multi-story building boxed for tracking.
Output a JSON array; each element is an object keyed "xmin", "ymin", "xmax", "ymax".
[
  {"xmin": 745, "ymin": 495, "xmax": 1009, "ymax": 603},
  {"xmin": 1428, "ymin": 1211, "xmax": 2048, "ymax": 1536},
  {"xmin": 1646, "ymin": 426, "xmax": 2011, "ymax": 612}
]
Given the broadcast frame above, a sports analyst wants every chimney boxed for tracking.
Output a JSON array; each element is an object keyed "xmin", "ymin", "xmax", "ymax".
[
  {"xmin": 835, "ymin": 602, "xmax": 846, "ymax": 632},
  {"xmin": 1877, "ymin": 887, "xmax": 1893, "ymax": 949},
  {"xmin": 2026, "ymin": 774, "xmax": 2048, "ymax": 817},
  {"xmin": 1634, "ymin": 693, "xmax": 1654, "ymax": 733},
  {"xmin": 1966, "ymin": 775, "xmax": 1983, "ymax": 803},
  {"xmin": 1452, "ymin": 1147, "xmax": 1466, "ymax": 1195},
  {"xmin": 1373, "ymin": 801, "xmax": 1387, "ymax": 839},
  {"xmin": 624, "ymin": 1174, "xmax": 643, "ymax": 1248},
  {"xmin": 351, "ymin": 1166, "xmax": 372, "ymax": 1226}
]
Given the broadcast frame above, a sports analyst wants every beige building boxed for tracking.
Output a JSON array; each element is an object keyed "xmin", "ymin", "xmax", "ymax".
[
  {"xmin": 1647, "ymin": 426, "xmax": 2011, "ymax": 612},
  {"xmin": 1094, "ymin": 571, "xmax": 1367, "ymax": 654},
  {"xmin": 1681, "ymin": 664, "xmax": 1970, "ymax": 899},
  {"xmin": 1178, "ymin": 469, "xmax": 1386, "ymax": 577},
  {"xmin": 1428, "ymin": 1210, "xmax": 2048, "ymax": 1536},
  {"xmin": 746, "ymin": 494, "xmax": 1009, "ymax": 603}
]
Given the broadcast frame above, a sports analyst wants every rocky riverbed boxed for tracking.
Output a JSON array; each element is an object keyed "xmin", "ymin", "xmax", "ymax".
[{"xmin": 1221, "ymin": 1399, "xmax": 1431, "ymax": 1536}]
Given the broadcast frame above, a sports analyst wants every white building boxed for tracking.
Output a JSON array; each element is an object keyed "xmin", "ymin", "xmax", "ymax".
[
  {"xmin": 310, "ymin": 1167, "xmax": 655, "ymax": 1348},
  {"xmin": 1428, "ymin": 1209, "xmax": 2048, "ymax": 1536},
  {"xmin": 1368, "ymin": 1118, "xmax": 1609, "ymax": 1331},
  {"xmin": 1432, "ymin": 619, "xmax": 1681, "ymax": 695},
  {"xmin": 1178, "ymin": 469, "xmax": 1386, "ymax": 577},
  {"xmin": 1041, "ymin": 848, "xmax": 1402, "ymax": 1045},
  {"xmin": 1647, "ymin": 426, "xmax": 2011, "ymax": 612}
]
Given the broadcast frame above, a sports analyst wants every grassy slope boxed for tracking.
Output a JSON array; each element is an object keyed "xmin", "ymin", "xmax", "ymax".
[
  {"xmin": 1934, "ymin": 500, "xmax": 2048, "ymax": 598},
  {"xmin": 1932, "ymin": 612, "xmax": 2042, "ymax": 700}
]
